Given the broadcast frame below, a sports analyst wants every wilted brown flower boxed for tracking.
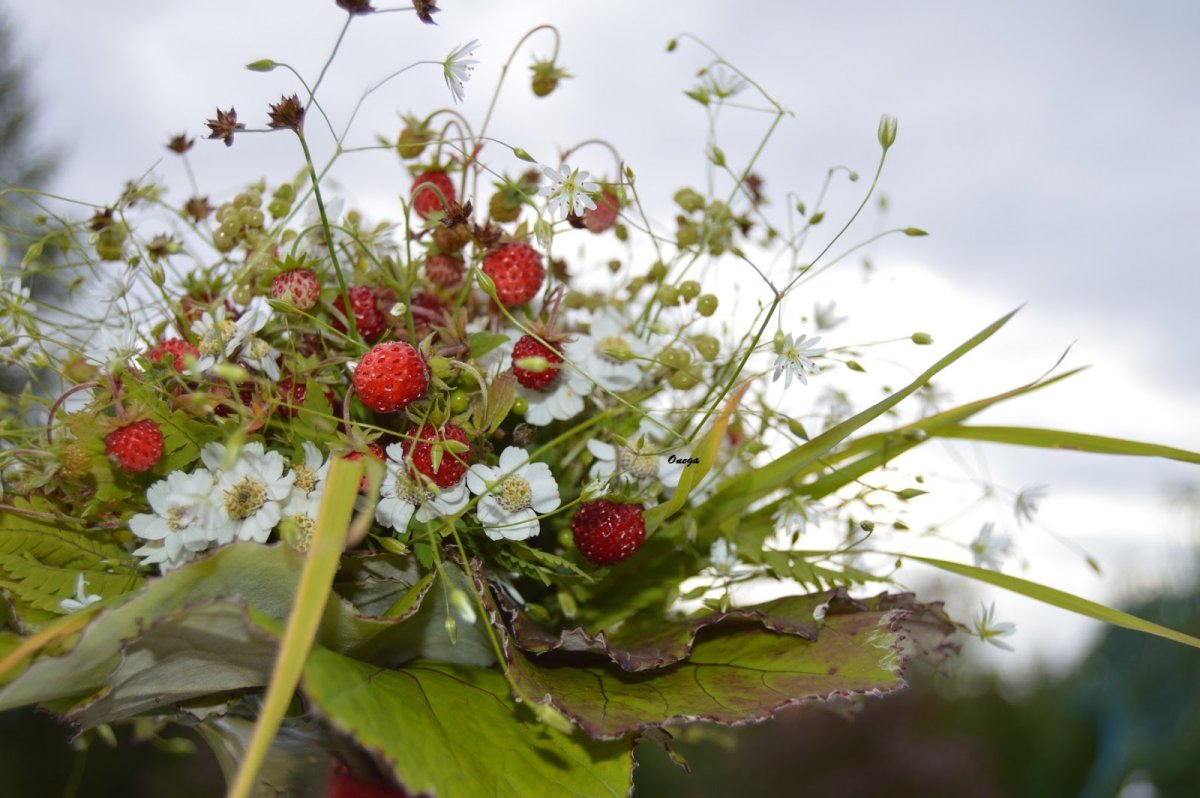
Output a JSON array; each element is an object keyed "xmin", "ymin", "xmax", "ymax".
[
  {"xmin": 205, "ymin": 107, "xmax": 246, "ymax": 147},
  {"xmin": 470, "ymin": 221, "xmax": 502, "ymax": 251},
  {"xmin": 441, "ymin": 200, "xmax": 473, "ymax": 229},
  {"xmin": 412, "ymin": 0, "xmax": 440, "ymax": 24},
  {"xmin": 267, "ymin": 94, "xmax": 306, "ymax": 133},
  {"xmin": 166, "ymin": 133, "xmax": 194, "ymax": 154},
  {"xmin": 745, "ymin": 173, "xmax": 765, "ymax": 206},
  {"xmin": 184, "ymin": 196, "xmax": 215, "ymax": 223},
  {"xmin": 89, "ymin": 208, "xmax": 115, "ymax": 232},
  {"xmin": 147, "ymin": 234, "xmax": 181, "ymax": 262},
  {"xmin": 336, "ymin": 0, "xmax": 374, "ymax": 14}
]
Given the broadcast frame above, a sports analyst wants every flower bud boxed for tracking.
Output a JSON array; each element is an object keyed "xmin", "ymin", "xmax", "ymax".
[
  {"xmin": 911, "ymin": 332, "xmax": 933, "ymax": 345},
  {"xmin": 877, "ymin": 114, "xmax": 898, "ymax": 150}
]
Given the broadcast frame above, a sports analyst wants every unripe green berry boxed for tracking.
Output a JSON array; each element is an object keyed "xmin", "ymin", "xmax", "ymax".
[
  {"xmin": 268, "ymin": 199, "xmax": 290, "ymax": 219},
  {"xmin": 231, "ymin": 285, "xmax": 252, "ymax": 305},
  {"xmin": 656, "ymin": 285, "xmax": 679, "ymax": 306},
  {"xmin": 647, "ymin": 261, "xmax": 668, "ymax": 282},
  {"xmin": 449, "ymin": 388, "xmax": 470, "ymax": 413},
  {"xmin": 511, "ymin": 396, "xmax": 528, "ymax": 415},
  {"xmin": 696, "ymin": 294, "xmax": 718, "ymax": 316},
  {"xmin": 678, "ymin": 280, "xmax": 701, "ymax": 300},
  {"xmin": 220, "ymin": 217, "xmax": 242, "ymax": 238},
  {"xmin": 667, "ymin": 367, "xmax": 701, "ymax": 390},
  {"xmin": 239, "ymin": 207, "xmax": 265, "ymax": 229},
  {"xmin": 659, "ymin": 347, "xmax": 691, "ymax": 370},
  {"xmin": 212, "ymin": 228, "xmax": 236, "ymax": 252},
  {"xmin": 693, "ymin": 334, "xmax": 720, "ymax": 361},
  {"xmin": 676, "ymin": 222, "xmax": 699, "ymax": 248},
  {"xmin": 673, "ymin": 187, "xmax": 705, "ymax": 213}
]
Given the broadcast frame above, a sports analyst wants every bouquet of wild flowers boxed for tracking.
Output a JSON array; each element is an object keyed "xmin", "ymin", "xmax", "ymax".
[{"xmin": 0, "ymin": 4, "xmax": 1196, "ymax": 796}]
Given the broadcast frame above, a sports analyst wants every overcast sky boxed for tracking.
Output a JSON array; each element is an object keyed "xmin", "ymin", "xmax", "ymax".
[{"xmin": 4, "ymin": 1, "xmax": 1198, "ymax": 671}]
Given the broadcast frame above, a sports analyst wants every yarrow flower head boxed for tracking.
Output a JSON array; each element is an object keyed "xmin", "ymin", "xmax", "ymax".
[
  {"xmin": 443, "ymin": 40, "xmax": 479, "ymax": 104},
  {"xmin": 971, "ymin": 601, "xmax": 1016, "ymax": 651},
  {"xmin": 467, "ymin": 446, "xmax": 560, "ymax": 541},
  {"xmin": 773, "ymin": 332, "xmax": 826, "ymax": 388},
  {"xmin": 538, "ymin": 163, "xmax": 599, "ymax": 220}
]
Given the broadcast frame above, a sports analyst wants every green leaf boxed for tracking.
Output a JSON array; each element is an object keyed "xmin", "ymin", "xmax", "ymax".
[
  {"xmin": 466, "ymin": 331, "xmax": 510, "ymax": 360},
  {"xmin": 506, "ymin": 596, "xmax": 948, "ymax": 740},
  {"xmin": 903, "ymin": 554, "xmax": 1200, "ymax": 650},
  {"xmin": 68, "ymin": 602, "xmax": 279, "ymax": 730},
  {"xmin": 301, "ymin": 648, "xmax": 635, "ymax": 798},
  {"xmin": 930, "ymin": 425, "xmax": 1200, "ymax": 464}
]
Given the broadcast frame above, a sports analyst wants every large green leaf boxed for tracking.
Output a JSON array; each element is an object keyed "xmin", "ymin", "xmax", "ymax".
[
  {"xmin": 300, "ymin": 646, "xmax": 635, "ymax": 798},
  {"xmin": 505, "ymin": 594, "xmax": 955, "ymax": 740},
  {"xmin": 0, "ymin": 543, "xmax": 391, "ymax": 709},
  {"xmin": 68, "ymin": 601, "xmax": 279, "ymax": 730}
]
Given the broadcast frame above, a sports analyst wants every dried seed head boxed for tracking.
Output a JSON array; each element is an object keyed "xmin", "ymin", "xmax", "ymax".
[
  {"xmin": 205, "ymin": 107, "xmax": 246, "ymax": 147},
  {"xmin": 336, "ymin": 0, "xmax": 375, "ymax": 14},
  {"xmin": 267, "ymin": 94, "xmax": 306, "ymax": 133},
  {"xmin": 166, "ymin": 133, "xmax": 194, "ymax": 154},
  {"xmin": 412, "ymin": 0, "xmax": 440, "ymax": 24}
]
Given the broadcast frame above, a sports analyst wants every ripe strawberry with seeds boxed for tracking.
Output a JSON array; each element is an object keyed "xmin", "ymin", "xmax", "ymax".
[
  {"xmin": 353, "ymin": 341, "xmax": 428, "ymax": 413},
  {"xmin": 270, "ymin": 268, "xmax": 321, "ymax": 311},
  {"xmin": 333, "ymin": 285, "xmax": 387, "ymax": 343},
  {"xmin": 571, "ymin": 499, "xmax": 646, "ymax": 565},
  {"xmin": 147, "ymin": 338, "xmax": 200, "ymax": 372},
  {"xmin": 511, "ymin": 335, "xmax": 563, "ymax": 390},
  {"xmin": 482, "ymin": 241, "xmax": 545, "ymax": 306},
  {"xmin": 403, "ymin": 423, "xmax": 471, "ymax": 488},
  {"xmin": 104, "ymin": 419, "xmax": 164, "ymax": 473},
  {"xmin": 411, "ymin": 170, "xmax": 456, "ymax": 221}
]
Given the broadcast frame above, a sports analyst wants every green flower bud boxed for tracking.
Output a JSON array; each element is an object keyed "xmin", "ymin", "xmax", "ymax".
[
  {"xmin": 911, "ymin": 332, "xmax": 934, "ymax": 345},
  {"xmin": 673, "ymin": 188, "xmax": 705, "ymax": 213},
  {"xmin": 877, "ymin": 114, "xmax": 898, "ymax": 150}
]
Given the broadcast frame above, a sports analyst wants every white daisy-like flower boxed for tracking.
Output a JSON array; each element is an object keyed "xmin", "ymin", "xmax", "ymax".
[
  {"xmin": 241, "ymin": 335, "xmax": 281, "ymax": 380},
  {"xmin": 567, "ymin": 315, "xmax": 649, "ymax": 393},
  {"xmin": 969, "ymin": 522, "xmax": 1011, "ymax": 570},
  {"xmin": 375, "ymin": 442, "xmax": 470, "ymax": 532},
  {"xmin": 283, "ymin": 442, "xmax": 331, "ymax": 517},
  {"xmin": 520, "ymin": 364, "xmax": 591, "ymax": 427},
  {"xmin": 538, "ymin": 163, "xmax": 599, "ymax": 220},
  {"xmin": 191, "ymin": 296, "xmax": 273, "ymax": 373},
  {"xmin": 971, "ymin": 601, "xmax": 1016, "ymax": 651},
  {"xmin": 129, "ymin": 468, "xmax": 230, "ymax": 570},
  {"xmin": 773, "ymin": 332, "xmax": 826, "ymax": 388},
  {"xmin": 443, "ymin": 40, "xmax": 480, "ymax": 104},
  {"xmin": 466, "ymin": 446, "xmax": 560, "ymax": 541},
  {"xmin": 587, "ymin": 436, "xmax": 683, "ymax": 495},
  {"xmin": 59, "ymin": 573, "xmax": 102, "ymax": 612},
  {"xmin": 203, "ymin": 441, "xmax": 295, "ymax": 544},
  {"xmin": 709, "ymin": 538, "xmax": 739, "ymax": 576}
]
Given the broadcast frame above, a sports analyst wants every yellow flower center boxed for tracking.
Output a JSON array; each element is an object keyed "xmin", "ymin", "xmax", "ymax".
[
  {"xmin": 597, "ymin": 335, "xmax": 631, "ymax": 364},
  {"xmin": 225, "ymin": 476, "xmax": 267, "ymax": 520},
  {"xmin": 292, "ymin": 463, "xmax": 317, "ymax": 494},
  {"xmin": 495, "ymin": 476, "xmax": 532, "ymax": 513}
]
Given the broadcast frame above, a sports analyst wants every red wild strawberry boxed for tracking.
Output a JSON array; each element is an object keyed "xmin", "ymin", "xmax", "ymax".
[
  {"xmin": 104, "ymin": 419, "xmax": 164, "ymax": 473},
  {"xmin": 277, "ymin": 375, "xmax": 307, "ymax": 418},
  {"xmin": 411, "ymin": 170, "xmax": 456, "ymax": 221},
  {"xmin": 511, "ymin": 335, "xmax": 563, "ymax": 390},
  {"xmin": 571, "ymin": 500, "xmax": 646, "ymax": 566},
  {"xmin": 270, "ymin": 268, "xmax": 321, "ymax": 311},
  {"xmin": 403, "ymin": 423, "xmax": 471, "ymax": 489},
  {"xmin": 146, "ymin": 338, "xmax": 199, "ymax": 372},
  {"xmin": 424, "ymin": 253, "xmax": 465, "ymax": 287},
  {"xmin": 326, "ymin": 763, "xmax": 409, "ymax": 798},
  {"xmin": 346, "ymin": 442, "xmax": 386, "ymax": 491},
  {"xmin": 333, "ymin": 286, "xmax": 387, "ymax": 343},
  {"xmin": 583, "ymin": 191, "xmax": 620, "ymax": 234},
  {"xmin": 353, "ymin": 342, "xmax": 428, "ymax": 413},
  {"xmin": 482, "ymin": 242, "xmax": 545, "ymax": 306}
]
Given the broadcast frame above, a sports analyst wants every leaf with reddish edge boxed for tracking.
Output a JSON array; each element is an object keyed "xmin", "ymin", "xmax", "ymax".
[{"xmin": 499, "ymin": 593, "xmax": 956, "ymax": 741}]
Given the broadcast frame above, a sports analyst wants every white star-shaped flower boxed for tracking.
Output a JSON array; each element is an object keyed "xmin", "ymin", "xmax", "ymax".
[
  {"xmin": 59, "ymin": 574, "xmax": 102, "ymax": 612},
  {"xmin": 772, "ymin": 332, "xmax": 826, "ymax": 388},
  {"xmin": 466, "ymin": 447, "xmax": 560, "ymax": 541},
  {"xmin": 971, "ymin": 601, "xmax": 1016, "ymax": 651},
  {"xmin": 969, "ymin": 522, "xmax": 1011, "ymax": 571},
  {"xmin": 443, "ymin": 40, "xmax": 480, "ymax": 104},
  {"xmin": 129, "ymin": 468, "xmax": 231, "ymax": 571},
  {"xmin": 538, "ymin": 163, "xmax": 599, "ymax": 220}
]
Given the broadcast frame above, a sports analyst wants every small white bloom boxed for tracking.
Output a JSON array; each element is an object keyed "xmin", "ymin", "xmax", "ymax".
[
  {"xmin": 443, "ymin": 40, "xmax": 480, "ymax": 104},
  {"xmin": 538, "ymin": 163, "xmax": 599, "ymax": 220},
  {"xmin": 568, "ymin": 316, "xmax": 648, "ymax": 393},
  {"xmin": 129, "ymin": 468, "xmax": 230, "ymax": 570},
  {"xmin": 375, "ymin": 443, "xmax": 470, "ymax": 533},
  {"xmin": 709, "ymin": 538, "xmax": 739, "ymax": 576},
  {"xmin": 284, "ymin": 442, "xmax": 331, "ymax": 518},
  {"xmin": 587, "ymin": 436, "xmax": 682, "ymax": 495},
  {"xmin": 969, "ymin": 522, "xmax": 1011, "ymax": 571},
  {"xmin": 520, "ymin": 364, "xmax": 591, "ymax": 427},
  {"xmin": 813, "ymin": 301, "xmax": 846, "ymax": 331},
  {"xmin": 206, "ymin": 442, "xmax": 295, "ymax": 544},
  {"xmin": 971, "ymin": 601, "xmax": 1016, "ymax": 651},
  {"xmin": 772, "ymin": 497, "xmax": 810, "ymax": 544},
  {"xmin": 59, "ymin": 574, "xmax": 102, "ymax": 612},
  {"xmin": 1013, "ymin": 485, "xmax": 1048, "ymax": 527},
  {"xmin": 466, "ymin": 447, "xmax": 560, "ymax": 541},
  {"xmin": 772, "ymin": 332, "xmax": 826, "ymax": 388}
]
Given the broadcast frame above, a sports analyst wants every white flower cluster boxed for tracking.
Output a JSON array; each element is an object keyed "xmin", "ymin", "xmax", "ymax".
[{"xmin": 128, "ymin": 441, "xmax": 320, "ymax": 570}]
